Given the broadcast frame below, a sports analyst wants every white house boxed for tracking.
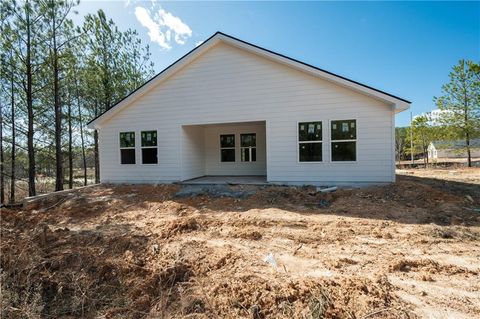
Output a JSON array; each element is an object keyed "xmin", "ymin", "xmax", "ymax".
[
  {"xmin": 87, "ymin": 32, "xmax": 410, "ymax": 186},
  {"xmin": 428, "ymin": 139, "xmax": 480, "ymax": 160}
]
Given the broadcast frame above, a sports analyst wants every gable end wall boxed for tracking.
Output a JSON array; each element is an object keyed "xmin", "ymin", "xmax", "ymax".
[{"xmin": 98, "ymin": 43, "xmax": 395, "ymax": 185}]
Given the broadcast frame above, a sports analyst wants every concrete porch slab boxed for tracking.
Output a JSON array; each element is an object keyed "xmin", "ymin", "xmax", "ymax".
[{"xmin": 181, "ymin": 175, "xmax": 267, "ymax": 185}]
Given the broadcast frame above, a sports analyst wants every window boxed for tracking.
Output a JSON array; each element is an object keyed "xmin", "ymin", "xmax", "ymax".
[
  {"xmin": 298, "ymin": 122, "xmax": 322, "ymax": 162},
  {"xmin": 220, "ymin": 134, "xmax": 235, "ymax": 162},
  {"xmin": 241, "ymin": 133, "xmax": 256, "ymax": 162},
  {"xmin": 120, "ymin": 132, "xmax": 135, "ymax": 164},
  {"xmin": 141, "ymin": 130, "xmax": 158, "ymax": 164},
  {"xmin": 331, "ymin": 120, "xmax": 356, "ymax": 161}
]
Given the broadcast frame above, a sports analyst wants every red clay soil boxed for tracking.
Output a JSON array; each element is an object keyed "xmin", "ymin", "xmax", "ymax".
[{"xmin": 1, "ymin": 171, "xmax": 479, "ymax": 318}]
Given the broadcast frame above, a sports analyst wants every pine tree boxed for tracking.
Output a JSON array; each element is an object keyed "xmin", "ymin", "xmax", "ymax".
[
  {"xmin": 82, "ymin": 10, "xmax": 154, "ymax": 183},
  {"xmin": 42, "ymin": 0, "xmax": 79, "ymax": 191},
  {"xmin": 3, "ymin": 0, "xmax": 47, "ymax": 196},
  {"xmin": 435, "ymin": 60, "xmax": 480, "ymax": 167}
]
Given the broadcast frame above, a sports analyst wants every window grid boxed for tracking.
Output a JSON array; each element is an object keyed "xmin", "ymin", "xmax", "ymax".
[
  {"xmin": 298, "ymin": 122, "xmax": 322, "ymax": 162},
  {"xmin": 241, "ymin": 133, "xmax": 256, "ymax": 162},
  {"xmin": 119, "ymin": 132, "xmax": 136, "ymax": 165},
  {"xmin": 141, "ymin": 130, "xmax": 158, "ymax": 164},
  {"xmin": 220, "ymin": 134, "xmax": 235, "ymax": 162},
  {"xmin": 331, "ymin": 120, "xmax": 357, "ymax": 162}
]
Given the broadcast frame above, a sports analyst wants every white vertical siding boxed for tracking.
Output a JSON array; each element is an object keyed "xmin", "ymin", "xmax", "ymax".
[{"xmin": 98, "ymin": 42, "xmax": 395, "ymax": 185}]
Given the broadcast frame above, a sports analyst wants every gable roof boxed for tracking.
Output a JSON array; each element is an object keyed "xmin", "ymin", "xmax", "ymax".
[
  {"xmin": 88, "ymin": 31, "xmax": 411, "ymax": 129},
  {"xmin": 431, "ymin": 138, "xmax": 480, "ymax": 150}
]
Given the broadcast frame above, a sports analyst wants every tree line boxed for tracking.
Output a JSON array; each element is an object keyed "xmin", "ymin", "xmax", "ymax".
[
  {"xmin": 396, "ymin": 60, "xmax": 480, "ymax": 166},
  {"xmin": 0, "ymin": 0, "xmax": 155, "ymax": 205}
]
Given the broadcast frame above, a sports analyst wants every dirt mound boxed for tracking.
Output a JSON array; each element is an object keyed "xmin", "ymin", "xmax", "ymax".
[
  {"xmin": 2, "ymin": 170, "xmax": 480, "ymax": 318},
  {"xmin": 232, "ymin": 229, "xmax": 263, "ymax": 240},
  {"xmin": 389, "ymin": 259, "xmax": 478, "ymax": 276},
  {"xmin": 1, "ymin": 226, "xmax": 151, "ymax": 318},
  {"xmin": 354, "ymin": 179, "xmax": 464, "ymax": 207},
  {"xmin": 161, "ymin": 217, "xmax": 202, "ymax": 238},
  {"xmin": 0, "ymin": 212, "xmax": 414, "ymax": 318},
  {"xmin": 196, "ymin": 272, "xmax": 411, "ymax": 318}
]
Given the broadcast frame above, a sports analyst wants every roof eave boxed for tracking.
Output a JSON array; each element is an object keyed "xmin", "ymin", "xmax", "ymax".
[{"xmin": 393, "ymin": 100, "xmax": 410, "ymax": 113}]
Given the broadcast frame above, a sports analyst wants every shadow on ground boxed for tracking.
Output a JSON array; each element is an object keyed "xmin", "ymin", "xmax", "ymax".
[{"xmin": 128, "ymin": 174, "xmax": 479, "ymax": 227}]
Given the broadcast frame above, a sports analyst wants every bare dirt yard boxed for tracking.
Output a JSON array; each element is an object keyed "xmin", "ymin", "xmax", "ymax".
[
  {"xmin": 397, "ymin": 167, "xmax": 480, "ymax": 185},
  {"xmin": 1, "ymin": 168, "xmax": 479, "ymax": 318}
]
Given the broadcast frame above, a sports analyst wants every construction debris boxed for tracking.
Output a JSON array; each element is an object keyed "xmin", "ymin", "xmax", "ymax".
[
  {"xmin": 317, "ymin": 186, "xmax": 338, "ymax": 193},
  {"xmin": 263, "ymin": 252, "xmax": 278, "ymax": 269}
]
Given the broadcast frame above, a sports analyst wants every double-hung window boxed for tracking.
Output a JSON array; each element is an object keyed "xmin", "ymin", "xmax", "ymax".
[
  {"xmin": 220, "ymin": 134, "xmax": 235, "ymax": 162},
  {"xmin": 241, "ymin": 133, "xmax": 256, "ymax": 162},
  {"xmin": 298, "ymin": 122, "xmax": 322, "ymax": 162},
  {"xmin": 120, "ymin": 132, "xmax": 136, "ymax": 164},
  {"xmin": 331, "ymin": 120, "xmax": 356, "ymax": 161},
  {"xmin": 141, "ymin": 130, "xmax": 158, "ymax": 164}
]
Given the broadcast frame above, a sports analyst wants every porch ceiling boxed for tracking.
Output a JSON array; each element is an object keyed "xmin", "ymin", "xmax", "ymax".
[{"xmin": 181, "ymin": 120, "xmax": 265, "ymax": 128}]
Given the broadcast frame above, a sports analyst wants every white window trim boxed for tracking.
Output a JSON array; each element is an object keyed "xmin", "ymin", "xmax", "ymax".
[
  {"xmin": 119, "ymin": 131, "xmax": 136, "ymax": 165},
  {"xmin": 219, "ymin": 133, "xmax": 236, "ymax": 163},
  {"xmin": 240, "ymin": 133, "xmax": 257, "ymax": 162},
  {"xmin": 297, "ymin": 121, "xmax": 324, "ymax": 163},
  {"xmin": 140, "ymin": 130, "xmax": 158, "ymax": 165},
  {"xmin": 329, "ymin": 119, "xmax": 358, "ymax": 164}
]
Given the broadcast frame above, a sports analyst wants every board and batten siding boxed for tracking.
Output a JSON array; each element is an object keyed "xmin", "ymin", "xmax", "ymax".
[{"xmin": 98, "ymin": 42, "xmax": 395, "ymax": 185}]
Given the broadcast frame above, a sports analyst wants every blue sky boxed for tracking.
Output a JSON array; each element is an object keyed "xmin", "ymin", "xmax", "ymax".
[{"xmin": 74, "ymin": 1, "xmax": 479, "ymax": 127}]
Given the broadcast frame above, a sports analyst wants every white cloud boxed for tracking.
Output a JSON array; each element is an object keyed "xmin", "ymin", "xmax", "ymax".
[
  {"xmin": 135, "ymin": 7, "xmax": 171, "ymax": 49},
  {"xmin": 157, "ymin": 8, "xmax": 192, "ymax": 44},
  {"xmin": 125, "ymin": 0, "xmax": 156, "ymax": 8},
  {"xmin": 134, "ymin": 5, "xmax": 192, "ymax": 50}
]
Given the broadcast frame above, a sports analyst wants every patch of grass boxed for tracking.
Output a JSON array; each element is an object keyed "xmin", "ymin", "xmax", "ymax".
[
  {"xmin": 431, "ymin": 226, "xmax": 480, "ymax": 241},
  {"xmin": 307, "ymin": 287, "xmax": 332, "ymax": 319}
]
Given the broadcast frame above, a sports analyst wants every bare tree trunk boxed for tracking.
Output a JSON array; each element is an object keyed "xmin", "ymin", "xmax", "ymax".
[
  {"xmin": 466, "ymin": 132, "xmax": 471, "ymax": 168},
  {"xmin": 464, "ymin": 101, "xmax": 471, "ymax": 168},
  {"xmin": 94, "ymin": 101, "xmax": 100, "ymax": 183},
  {"xmin": 94, "ymin": 130, "xmax": 100, "ymax": 183},
  {"xmin": 68, "ymin": 102, "xmax": 73, "ymax": 189},
  {"xmin": 52, "ymin": 13, "xmax": 63, "ymax": 192},
  {"xmin": 426, "ymin": 150, "xmax": 429, "ymax": 165},
  {"xmin": 75, "ymin": 80, "xmax": 87, "ymax": 186},
  {"xmin": 424, "ymin": 142, "xmax": 429, "ymax": 166},
  {"xmin": 0, "ymin": 102, "xmax": 4, "ymax": 205},
  {"xmin": 423, "ymin": 145, "xmax": 427, "ymax": 167},
  {"xmin": 26, "ymin": 5, "xmax": 36, "ymax": 197},
  {"xmin": 10, "ymin": 63, "xmax": 16, "ymax": 203},
  {"xmin": 463, "ymin": 79, "xmax": 472, "ymax": 168}
]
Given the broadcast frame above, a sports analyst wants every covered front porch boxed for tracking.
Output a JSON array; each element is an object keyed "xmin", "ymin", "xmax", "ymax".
[{"xmin": 180, "ymin": 120, "xmax": 267, "ymax": 182}]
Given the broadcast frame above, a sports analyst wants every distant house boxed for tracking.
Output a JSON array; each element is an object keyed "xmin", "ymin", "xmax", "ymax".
[
  {"xmin": 87, "ymin": 32, "xmax": 410, "ymax": 186},
  {"xmin": 428, "ymin": 139, "xmax": 480, "ymax": 159}
]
